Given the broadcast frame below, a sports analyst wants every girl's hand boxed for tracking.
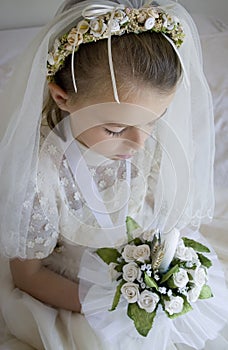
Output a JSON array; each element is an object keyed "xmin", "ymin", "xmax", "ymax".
[{"xmin": 10, "ymin": 258, "xmax": 81, "ymax": 312}]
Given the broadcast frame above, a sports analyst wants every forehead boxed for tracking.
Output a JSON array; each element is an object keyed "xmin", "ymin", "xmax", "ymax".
[{"xmin": 70, "ymin": 101, "xmax": 168, "ymax": 135}]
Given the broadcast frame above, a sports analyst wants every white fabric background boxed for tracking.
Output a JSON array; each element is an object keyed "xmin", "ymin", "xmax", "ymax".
[{"xmin": 0, "ymin": 13, "xmax": 227, "ymax": 347}]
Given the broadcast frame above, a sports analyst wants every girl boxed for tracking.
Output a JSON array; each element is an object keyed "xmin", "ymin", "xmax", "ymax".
[{"xmin": 0, "ymin": 0, "xmax": 228, "ymax": 349}]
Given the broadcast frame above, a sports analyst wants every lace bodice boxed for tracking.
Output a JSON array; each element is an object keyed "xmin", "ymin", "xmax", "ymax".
[{"xmin": 22, "ymin": 118, "xmax": 161, "ymax": 280}]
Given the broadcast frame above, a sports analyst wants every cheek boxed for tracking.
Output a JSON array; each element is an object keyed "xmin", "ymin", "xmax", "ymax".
[
  {"xmin": 79, "ymin": 128, "xmax": 104, "ymax": 147},
  {"xmin": 79, "ymin": 128, "xmax": 119, "ymax": 150}
]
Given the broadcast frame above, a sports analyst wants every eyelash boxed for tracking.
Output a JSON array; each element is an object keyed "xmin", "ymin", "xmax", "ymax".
[{"xmin": 104, "ymin": 128, "xmax": 126, "ymax": 137}]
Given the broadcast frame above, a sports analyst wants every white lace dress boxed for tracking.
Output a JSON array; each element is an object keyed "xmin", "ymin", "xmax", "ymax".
[{"xmin": 0, "ymin": 119, "xmax": 228, "ymax": 350}]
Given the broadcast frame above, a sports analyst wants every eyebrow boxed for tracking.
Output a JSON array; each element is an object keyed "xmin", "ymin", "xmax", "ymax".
[
  {"xmin": 103, "ymin": 108, "xmax": 168, "ymax": 128},
  {"xmin": 105, "ymin": 123, "xmax": 127, "ymax": 127}
]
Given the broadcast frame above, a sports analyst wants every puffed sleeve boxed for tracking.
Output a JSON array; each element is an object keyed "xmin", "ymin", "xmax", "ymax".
[
  {"xmin": 23, "ymin": 126, "xmax": 61, "ymax": 260},
  {"xmin": 24, "ymin": 192, "xmax": 60, "ymax": 259}
]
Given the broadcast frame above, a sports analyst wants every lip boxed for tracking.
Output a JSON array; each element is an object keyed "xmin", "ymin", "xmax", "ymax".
[{"xmin": 116, "ymin": 154, "xmax": 133, "ymax": 159}]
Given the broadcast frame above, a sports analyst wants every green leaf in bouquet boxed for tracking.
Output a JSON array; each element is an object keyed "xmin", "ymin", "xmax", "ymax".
[
  {"xmin": 144, "ymin": 273, "xmax": 159, "ymax": 290},
  {"xmin": 199, "ymin": 285, "xmax": 213, "ymax": 299},
  {"xmin": 114, "ymin": 261, "xmax": 126, "ymax": 273},
  {"xmin": 109, "ymin": 280, "xmax": 125, "ymax": 311},
  {"xmin": 197, "ymin": 253, "xmax": 212, "ymax": 268},
  {"xmin": 182, "ymin": 237, "xmax": 210, "ymax": 253},
  {"xmin": 96, "ymin": 248, "xmax": 121, "ymax": 265},
  {"xmin": 132, "ymin": 237, "xmax": 143, "ymax": 246},
  {"xmin": 126, "ymin": 216, "xmax": 141, "ymax": 242},
  {"xmin": 160, "ymin": 264, "xmax": 179, "ymax": 284},
  {"xmin": 127, "ymin": 302, "xmax": 156, "ymax": 337}
]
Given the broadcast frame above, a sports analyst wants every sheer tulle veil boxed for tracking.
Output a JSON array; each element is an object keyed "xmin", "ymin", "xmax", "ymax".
[{"xmin": 0, "ymin": 0, "xmax": 215, "ymax": 258}]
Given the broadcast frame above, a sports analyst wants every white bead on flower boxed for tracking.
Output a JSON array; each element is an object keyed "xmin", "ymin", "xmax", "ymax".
[
  {"xmin": 144, "ymin": 17, "xmax": 155, "ymax": 30},
  {"xmin": 138, "ymin": 290, "xmax": 159, "ymax": 313}
]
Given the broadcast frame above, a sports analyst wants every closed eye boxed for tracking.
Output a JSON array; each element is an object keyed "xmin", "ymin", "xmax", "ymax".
[{"xmin": 103, "ymin": 127, "xmax": 127, "ymax": 137}]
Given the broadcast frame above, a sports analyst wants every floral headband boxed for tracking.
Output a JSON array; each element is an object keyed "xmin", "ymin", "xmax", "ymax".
[{"xmin": 47, "ymin": 4, "xmax": 185, "ymax": 81}]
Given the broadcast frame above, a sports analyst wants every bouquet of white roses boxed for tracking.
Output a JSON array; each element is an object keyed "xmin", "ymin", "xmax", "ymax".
[{"xmin": 96, "ymin": 217, "xmax": 213, "ymax": 337}]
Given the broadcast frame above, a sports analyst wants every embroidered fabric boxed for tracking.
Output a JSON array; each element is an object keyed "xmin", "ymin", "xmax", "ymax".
[{"xmin": 22, "ymin": 118, "xmax": 160, "ymax": 261}]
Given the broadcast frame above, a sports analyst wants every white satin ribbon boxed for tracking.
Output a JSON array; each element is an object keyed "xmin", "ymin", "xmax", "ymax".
[
  {"xmin": 71, "ymin": 4, "xmax": 125, "ymax": 102},
  {"xmin": 163, "ymin": 34, "xmax": 190, "ymax": 88},
  {"xmin": 107, "ymin": 8, "xmax": 120, "ymax": 103},
  {"xmin": 82, "ymin": 4, "xmax": 126, "ymax": 20},
  {"xmin": 64, "ymin": 117, "xmax": 131, "ymax": 229}
]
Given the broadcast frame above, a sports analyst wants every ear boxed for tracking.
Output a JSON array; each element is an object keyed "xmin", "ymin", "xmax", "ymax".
[{"xmin": 48, "ymin": 83, "xmax": 70, "ymax": 111}]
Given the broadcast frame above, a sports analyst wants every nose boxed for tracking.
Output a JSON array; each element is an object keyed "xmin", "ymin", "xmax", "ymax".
[{"xmin": 125, "ymin": 127, "xmax": 149, "ymax": 149}]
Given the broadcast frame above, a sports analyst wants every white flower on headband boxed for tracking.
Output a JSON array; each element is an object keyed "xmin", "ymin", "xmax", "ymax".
[
  {"xmin": 109, "ymin": 18, "xmax": 121, "ymax": 32},
  {"xmin": 77, "ymin": 20, "xmax": 90, "ymax": 34},
  {"xmin": 163, "ymin": 14, "xmax": 178, "ymax": 30},
  {"xmin": 47, "ymin": 5, "xmax": 185, "ymax": 78},
  {"xmin": 90, "ymin": 19, "xmax": 107, "ymax": 37},
  {"xmin": 67, "ymin": 30, "xmax": 83, "ymax": 49},
  {"xmin": 144, "ymin": 17, "xmax": 155, "ymax": 30},
  {"xmin": 114, "ymin": 9, "xmax": 126, "ymax": 21}
]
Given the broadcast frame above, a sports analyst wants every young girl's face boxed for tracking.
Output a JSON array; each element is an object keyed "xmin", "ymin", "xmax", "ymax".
[
  {"xmin": 50, "ymin": 84, "xmax": 174, "ymax": 160},
  {"xmin": 71, "ymin": 90, "xmax": 173, "ymax": 159}
]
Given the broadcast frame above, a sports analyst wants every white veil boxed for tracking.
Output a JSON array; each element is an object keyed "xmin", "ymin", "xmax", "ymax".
[{"xmin": 0, "ymin": 0, "xmax": 215, "ymax": 258}]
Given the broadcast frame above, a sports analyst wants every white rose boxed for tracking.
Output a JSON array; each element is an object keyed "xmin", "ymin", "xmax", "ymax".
[
  {"xmin": 109, "ymin": 19, "xmax": 120, "ymax": 32},
  {"xmin": 175, "ymin": 241, "xmax": 198, "ymax": 262},
  {"xmin": 133, "ymin": 244, "xmax": 150, "ymax": 263},
  {"xmin": 138, "ymin": 290, "xmax": 159, "ymax": 313},
  {"xmin": 121, "ymin": 283, "xmax": 139, "ymax": 303},
  {"xmin": 114, "ymin": 9, "xmax": 125, "ymax": 20},
  {"xmin": 173, "ymin": 268, "xmax": 189, "ymax": 288},
  {"xmin": 189, "ymin": 267, "xmax": 207, "ymax": 287},
  {"xmin": 122, "ymin": 244, "xmax": 136, "ymax": 262},
  {"xmin": 166, "ymin": 15, "xmax": 176, "ymax": 30},
  {"xmin": 90, "ymin": 19, "xmax": 107, "ymax": 37},
  {"xmin": 175, "ymin": 240, "xmax": 185, "ymax": 257},
  {"xmin": 123, "ymin": 262, "xmax": 141, "ymax": 282},
  {"xmin": 147, "ymin": 9, "xmax": 159, "ymax": 19},
  {"xmin": 47, "ymin": 53, "xmax": 62, "ymax": 66},
  {"xmin": 164, "ymin": 296, "xmax": 184, "ymax": 315},
  {"xmin": 137, "ymin": 13, "xmax": 147, "ymax": 23},
  {"xmin": 187, "ymin": 285, "xmax": 202, "ymax": 303},
  {"xmin": 108, "ymin": 262, "xmax": 120, "ymax": 281},
  {"xmin": 120, "ymin": 16, "xmax": 129, "ymax": 25},
  {"xmin": 53, "ymin": 39, "xmax": 61, "ymax": 52},
  {"xmin": 142, "ymin": 229, "xmax": 154, "ymax": 242}
]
